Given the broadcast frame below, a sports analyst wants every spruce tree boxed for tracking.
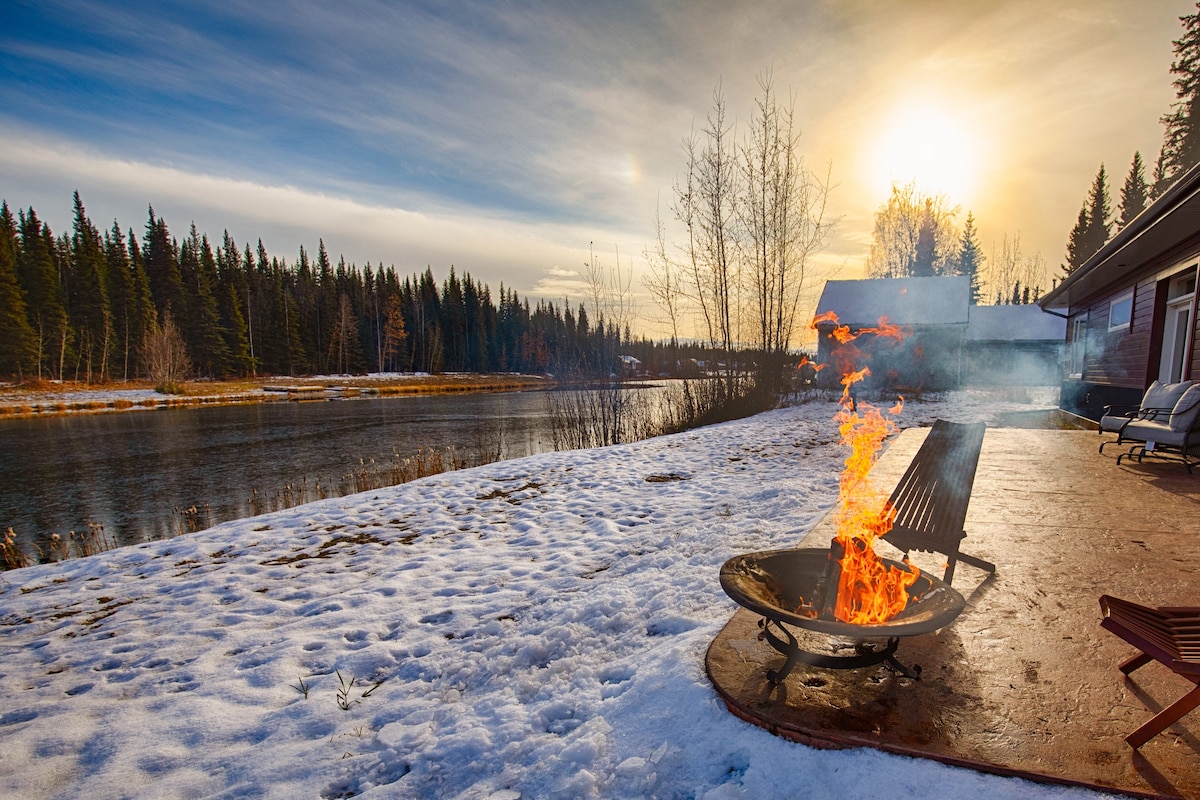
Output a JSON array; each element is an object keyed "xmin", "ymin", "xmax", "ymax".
[
  {"xmin": 178, "ymin": 227, "xmax": 231, "ymax": 377},
  {"xmin": 1151, "ymin": 146, "xmax": 1171, "ymax": 199},
  {"xmin": 1083, "ymin": 164, "xmax": 1113, "ymax": 258},
  {"xmin": 105, "ymin": 221, "xmax": 153, "ymax": 380},
  {"xmin": 1062, "ymin": 202, "xmax": 1090, "ymax": 276},
  {"xmin": 912, "ymin": 199, "xmax": 936, "ymax": 277},
  {"xmin": 69, "ymin": 192, "xmax": 112, "ymax": 382},
  {"xmin": 1161, "ymin": 3, "xmax": 1200, "ymax": 183},
  {"xmin": 142, "ymin": 208, "xmax": 184, "ymax": 319},
  {"xmin": 955, "ymin": 212, "xmax": 985, "ymax": 304},
  {"xmin": 1117, "ymin": 151, "xmax": 1149, "ymax": 228},
  {"xmin": 16, "ymin": 208, "xmax": 71, "ymax": 379},
  {"xmin": 0, "ymin": 202, "xmax": 36, "ymax": 377}
]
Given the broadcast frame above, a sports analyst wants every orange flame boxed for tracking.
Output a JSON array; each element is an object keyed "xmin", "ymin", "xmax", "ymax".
[
  {"xmin": 831, "ymin": 394, "xmax": 918, "ymax": 624},
  {"xmin": 819, "ymin": 315, "xmax": 916, "ymax": 625},
  {"xmin": 859, "ymin": 316, "xmax": 908, "ymax": 342},
  {"xmin": 811, "ymin": 310, "xmax": 840, "ymax": 327}
]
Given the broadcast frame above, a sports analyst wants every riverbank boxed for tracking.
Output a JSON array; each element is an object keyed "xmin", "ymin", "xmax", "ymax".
[
  {"xmin": 0, "ymin": 390, "xmax": 1100, "ymax": 799},
  {"xmin": 0, "ymin": 373, "xmax": 556, "ymax": 418}
]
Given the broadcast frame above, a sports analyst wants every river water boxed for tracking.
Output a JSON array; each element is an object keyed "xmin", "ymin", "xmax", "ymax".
[{"xmin": 1, "ymin": 391, "xmax": 563, "ymax": 553}]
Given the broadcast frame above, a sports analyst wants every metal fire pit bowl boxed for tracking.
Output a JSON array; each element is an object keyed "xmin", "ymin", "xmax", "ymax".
[{"xmin": 720, "ymin": 548, "xmax": 965, "ymax": 681}]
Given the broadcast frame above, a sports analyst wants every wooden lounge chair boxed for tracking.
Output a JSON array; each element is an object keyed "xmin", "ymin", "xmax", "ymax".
[
  {"xmin": 881, "ymin": 419, "xmax": 994, "ymax": 586},
  {"xmin": 1099, "ymin": 379, "xmax": 1193, "ymax": 454},
  {"xmin": 1099, "ymin": 594, "xmax": 1200, "ymax": 749}
]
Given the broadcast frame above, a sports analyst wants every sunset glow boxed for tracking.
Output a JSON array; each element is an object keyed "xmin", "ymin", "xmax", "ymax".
[{"xmin": 868, "ymin": 102, "xmax": 979, "ymax": 206}]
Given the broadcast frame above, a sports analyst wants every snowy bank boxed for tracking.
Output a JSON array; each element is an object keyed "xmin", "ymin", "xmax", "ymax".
[{"xmin": 0, "ymin": 390, "xmax": 1115, "ymax": 799}]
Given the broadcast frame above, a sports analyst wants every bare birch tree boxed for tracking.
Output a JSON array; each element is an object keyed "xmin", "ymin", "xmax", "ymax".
[
  {"xmin": 654, "ymin": 77, "xmax": 835, "ymax": 397},
  {"xmin": 739, "ymin": 72, "xmax": 834, "ymax": 391},
  {"xmin": 986, "ymin": 233, "xmax": 1048, "ymax": 303},
  {"xmin": 140, "ymin": 310, "xmax": 190, "ymax": 391},
  {"xmin": 671, "ymin": 83, "xmax": 741, "ymax": 396},
  {"xmin": 867, "ymin": 183, "xmax": 959, "ymax": 278}
]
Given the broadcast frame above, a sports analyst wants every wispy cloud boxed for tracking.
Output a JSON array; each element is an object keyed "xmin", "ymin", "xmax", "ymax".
[{"xmin": 1, "ymin": 0, "xmax": 1195, "ymax": 330}]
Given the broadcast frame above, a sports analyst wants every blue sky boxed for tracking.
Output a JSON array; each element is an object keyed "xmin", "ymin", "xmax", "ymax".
[{"xmin": 1, "ymin": 1, "xmax": 1194, "ymax": 336}]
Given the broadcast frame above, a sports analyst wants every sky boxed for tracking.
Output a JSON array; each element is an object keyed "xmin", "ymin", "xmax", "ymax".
[{"xmin": 0, "ymin": 0, "xmax": 1195, "ymax": 339}]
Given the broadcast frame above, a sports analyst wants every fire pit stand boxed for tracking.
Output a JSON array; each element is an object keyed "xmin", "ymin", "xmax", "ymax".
[
  {"xmin": 720, "ymin": 548, "xmax": 965, "ymax": 684},
  {"xmin": 756, "ymin": 618, "xmax": 917, "ymax": 681}
]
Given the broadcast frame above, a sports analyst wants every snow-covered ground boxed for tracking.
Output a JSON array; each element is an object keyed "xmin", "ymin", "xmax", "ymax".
[{"xmin": 0, "ymin": 389, "xmax": 1115, "ymax": 799}]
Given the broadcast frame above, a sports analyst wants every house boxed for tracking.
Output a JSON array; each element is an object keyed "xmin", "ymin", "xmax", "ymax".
[
  {"xmin": 814, "ymin": 276, "xmax": 1065, "ymax": 392},
  {"xmin": 814, "ymin": 276, "xmax": 970, "ymax": 392},
  {"xmin": 1038, "ymin": 161, "xmax": 1200, "ymax": 420},
  {"xmin": 962, "ymin": 304, "xmax": 1066, "ymax": 386}
]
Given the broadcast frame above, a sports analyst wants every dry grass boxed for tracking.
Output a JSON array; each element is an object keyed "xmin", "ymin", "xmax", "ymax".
[{"xmin": 3, "ymin": 523, "xmax": 118, "ymax": 571}]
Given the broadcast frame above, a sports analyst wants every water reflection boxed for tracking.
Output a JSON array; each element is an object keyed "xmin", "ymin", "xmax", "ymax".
[{"xmin": 0, "ymin": 392, "xmax": 558, "ymax": 550}]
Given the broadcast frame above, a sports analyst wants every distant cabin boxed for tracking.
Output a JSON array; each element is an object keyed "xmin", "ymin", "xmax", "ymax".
[
  {"xmin": 963, "ymin": 304, "xmax": 1066, "ymax": 386},
  {"xmin": 814, "ymin": 276, "xmax": 1064, "ymax": 392}
]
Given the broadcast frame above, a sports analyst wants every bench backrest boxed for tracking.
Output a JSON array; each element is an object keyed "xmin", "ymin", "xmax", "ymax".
[{"xmin": 884, "ymin": 419, "xmax": 986, "ymax": 554}]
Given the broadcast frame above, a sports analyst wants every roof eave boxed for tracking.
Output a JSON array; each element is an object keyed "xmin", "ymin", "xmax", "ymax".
[{"xmin": 1039, "ymin": 161, "xmax": 1200, "ymax": 312}]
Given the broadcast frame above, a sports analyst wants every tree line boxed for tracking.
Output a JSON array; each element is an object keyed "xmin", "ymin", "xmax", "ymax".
[
  {"xmin": 862, "ymin": 183, "xmax": 1046, "ymax": 306},
  {"xmin": 1062, "ymin": 3, "xmax": 1200, "ymax": 275},
  {"xmin": 0, "ymin": 192, "xmax": 707, "ymax": 383}
]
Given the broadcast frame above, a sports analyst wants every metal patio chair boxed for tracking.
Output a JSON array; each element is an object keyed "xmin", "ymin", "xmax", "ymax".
[
  {"xmin": 1113, "ymin": 385, "xmax": 1200, "ymax": 473},
  {"xmin": 1099, "ymin": 379, "xmax": 1193, "ymax": 454}
]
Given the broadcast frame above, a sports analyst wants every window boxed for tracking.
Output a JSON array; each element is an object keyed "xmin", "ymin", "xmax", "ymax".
[
  {"xmin": 1158, "ymin": 268, "xmax": 1196, "ymax": 383},
  {"xmin": 1108, "ymin": 290, "xmax": 1134, "ymax": 332},
  {"xmin": 1069, "ymin": 315, "xmax": 1088, "ymax": 377}
]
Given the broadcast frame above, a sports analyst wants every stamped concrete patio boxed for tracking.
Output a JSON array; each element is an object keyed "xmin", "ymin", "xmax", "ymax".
[{"xmin": 706, "ymin": 425, "xmax": 1200, "ymax": 799}]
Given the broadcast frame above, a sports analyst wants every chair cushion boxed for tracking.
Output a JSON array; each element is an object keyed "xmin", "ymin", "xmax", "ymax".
[
  {"xmin": 1122, "ymin": 419, "xmax": 1189, "ymax": 447},
  {"xmin": 1142, "ymin": 380, "xmax": 1193, "ymax": 420},
  {"xmin": 1100, "ymin": 413, "xmax": 1131, "ymax": 433},
  {"xmin": 1169, "ymin": 384, "xmax": 1200, "ymax": 432}
]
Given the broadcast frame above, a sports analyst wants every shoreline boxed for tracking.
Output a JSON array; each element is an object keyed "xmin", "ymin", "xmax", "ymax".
[{"xmin": 0, "ymin": 373, "xmax": 557, "ymax": 418}]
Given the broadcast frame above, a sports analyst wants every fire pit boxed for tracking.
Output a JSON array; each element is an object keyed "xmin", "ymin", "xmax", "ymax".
[{"xmin": 720, "ymin": 548, "xmax": 965, "ymax": 681}]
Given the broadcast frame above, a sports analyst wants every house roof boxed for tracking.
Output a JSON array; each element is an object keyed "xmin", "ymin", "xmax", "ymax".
[
  {"xmin": 1039, "ymin": 160, "xmax": 1200, "ymax": 312},
  {"xmin": 814, "ymin": 276, "xmax": 970, "ymax": 327},
  {"xmin": 964, "ymin": 304, "xmax": 1067, "ymax": 342}
]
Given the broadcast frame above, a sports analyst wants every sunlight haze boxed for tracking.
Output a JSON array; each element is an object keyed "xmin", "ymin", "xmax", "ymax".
[{"xmin": 0, "ymin": 0, "xmax": 1192, "ymax": 340}]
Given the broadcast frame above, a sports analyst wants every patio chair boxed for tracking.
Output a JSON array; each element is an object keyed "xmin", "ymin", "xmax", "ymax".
[
  {"xmin": 1114, "ymin": 384, "xmax": 1200, "ymax": 473},
  {"xmin": 1099, "ymin": 595, "xmax": 1200, "ymax": 749},
  {"xmin": 881, "ymin": 419, "xmax": 994, "ymax": 586},
  {"xmin": 1099, "ymin": 379, "xmax": 1193, "ymax": 454}
]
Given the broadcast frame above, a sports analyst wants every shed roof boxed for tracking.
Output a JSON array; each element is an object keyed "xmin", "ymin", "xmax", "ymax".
[
  {"xmin": 964, "ymin": 304, "xmax": 1066, "ymax": 342},
  {"xmin": 814, "ymin": 277, "xmax": 970, "ymax": 327}
]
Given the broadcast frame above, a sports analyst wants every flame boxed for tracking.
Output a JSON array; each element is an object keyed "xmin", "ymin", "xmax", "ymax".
[
  {"xmin": 820, "ymin": 313, "xmax": 917, "ymax": 625},
  {"xmin": 859, "ymin": 316, "xmax": 908, "ymax": 342}
]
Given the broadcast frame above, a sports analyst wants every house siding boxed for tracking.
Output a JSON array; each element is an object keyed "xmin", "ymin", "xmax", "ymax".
[{"xmin": 1078, "ymin": 251, "xmax": 1200, "ymax": 391}]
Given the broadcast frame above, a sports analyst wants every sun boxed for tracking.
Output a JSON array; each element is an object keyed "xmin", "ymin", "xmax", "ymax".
[{"xmin": 867, "ymin": 102, "xmax": 978, "ymax": 204}]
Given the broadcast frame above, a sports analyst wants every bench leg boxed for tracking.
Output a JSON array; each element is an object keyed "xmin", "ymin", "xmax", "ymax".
[
  {"xmin": 1126, "ymin": 683, "xmax": 1200, "ymax": 749},
  {"xmin": 1118, "ymin": 651, "xmax": 1153, "ymax": 675},
  {"xmin": 956, "ymin": 552, "xmax": 996, "ymax": 575}
]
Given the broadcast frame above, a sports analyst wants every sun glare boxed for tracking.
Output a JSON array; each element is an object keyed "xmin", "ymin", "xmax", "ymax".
[{"xmin": 868, "ymin": 103, "xmax": 978, "ymax": 204}]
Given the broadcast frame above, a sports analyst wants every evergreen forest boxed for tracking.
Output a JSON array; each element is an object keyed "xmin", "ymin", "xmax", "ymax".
[{"xmin": 0, "ymin": 193, "xmax": 701, "ymax": 384}]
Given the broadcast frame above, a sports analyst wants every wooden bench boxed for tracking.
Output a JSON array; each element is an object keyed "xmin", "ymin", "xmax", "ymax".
[
  {"xmin": 881, "ymin": 419, "xmax": 994, "ymax": 586},
  {"xmin": 1100, "ymin": 594, "xmax": 1200, "ymax": 749}
]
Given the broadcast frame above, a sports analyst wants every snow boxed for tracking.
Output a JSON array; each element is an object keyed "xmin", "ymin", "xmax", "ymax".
[{"xmin": 0, "ymin": 389, "xmax": 1114, "ymax": 799}]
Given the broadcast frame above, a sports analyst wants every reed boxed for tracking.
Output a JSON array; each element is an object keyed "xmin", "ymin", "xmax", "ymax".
[
  {"xmin": 2, "ymin": 527, "xmax": 33, "ymax": 570},
  {"xmin": 1, "ymin": 522, "xmax": 117, "ymax": 571}
]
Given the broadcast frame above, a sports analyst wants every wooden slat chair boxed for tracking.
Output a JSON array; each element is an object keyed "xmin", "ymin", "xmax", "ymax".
[
  {"xmin": 881, "ymin": 419, "xmax": 994, "ymax": 586},
  {"xmin": 1099, "ymin": 594, "xmax": 1200, "ymax": 749}
]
